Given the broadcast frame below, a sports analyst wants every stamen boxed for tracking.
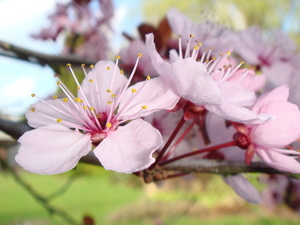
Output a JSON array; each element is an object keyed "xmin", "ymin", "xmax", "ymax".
[{"xmin": 57, "ymin": 118, "xmax": 63, "ymax": 123}]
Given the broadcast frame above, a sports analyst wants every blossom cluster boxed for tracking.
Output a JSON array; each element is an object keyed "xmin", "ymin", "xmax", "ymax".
[{"xmin": 17, "ymin": 7, "xmax": 300, "ymax": 205}]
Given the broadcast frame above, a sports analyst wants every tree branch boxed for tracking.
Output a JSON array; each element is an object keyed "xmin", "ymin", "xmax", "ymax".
[
  {"xmin": 1, "ymin": 118, "xmax": 299, "ymax": 178},
  {"xmin": 0, "ymin": 40, "xmax": 96, "ymax": 67}
]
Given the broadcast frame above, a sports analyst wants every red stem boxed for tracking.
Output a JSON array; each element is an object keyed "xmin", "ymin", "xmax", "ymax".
[
  {"xmin": 162, "ymin": 117, "xmax": 198, "ymax": 161},
  {"xmin": 159, "ymin": 141, "xmax": 237, "ymax": 167},
  {"xmin": 148, "ymin": 116, "xmax": 186, "ymax": 170}
]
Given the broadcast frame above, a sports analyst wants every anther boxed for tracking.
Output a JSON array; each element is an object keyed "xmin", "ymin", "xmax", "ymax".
[
  {"xmin": 66, "ymin": 63, "xmax": 71, "ymax": 67},
  {"xmin": 57, "ymin": 118, "xmax": 63, "ymax": 123},
  {"xmin": 190, "ymin": 34, "xmax": 194, "ymax": 38},
  {"xmin": 89, "ymin": 79, "xmax": 93, "ymax": 82},
  {"xmin": 111, "ymin": 94, "xmax": 116, "ymax": 98},
  {"xmin": 142, "ymin": 105, "xmax": 148, "ymax": 110},
  {"xmin": 31, "ymin": 94, "xmax": 36, "ymax": 97},
  {"xmin": 116, "ymin": 55, "xmax": 121, "ymax": 59},
  {"xmin": 131, "ymin": 88, "xmax": 137, "ymax": 93},
  {"xmin": 137, "ymin": 53, "xmax": 142, "ymax": 58},
  {"xmin": 63, "ymin": 98, "xmax": 68, "ymax": 102},
  {"xmin": 120, "ymin": 70, "xmax": 124, "ymax": 74},
  {"xmin": 31, "ymin": 108, "xmax": 35, "ymax": 112},
  {"xmin": 106, "ymin": 122, "xmax": 112, "ymax": 128},
  {"xmin": 106, "ymin": 89, "xmax": 112, "ymax": 93},
  {"xmin": 89, "ymin": 107, "xmax": 95, "ymax": 111},
  {"xmin": 53, "ymin": 95, "xmax": 58, "ymax": 99},
  {"xmin": 107, "ymin": 101, "xmax": 112, "ymax": 105},
  {"xmin": 106, "ymin": 66, "xmax": 111, "ymax": 70},
  {"xmin": 54, "ymin": 74, "xmax": 59, "ymax": 78},
  {"xmin": 90, "ymin": 65, "xmax": 94, "ymax": 69},
  {"xmin": 146, "ymin": 75, "xmax": 151, "ymax": 80},
  {"xmin": 81, "ymin": 64, "xmax": 85, "ymax": 67}
]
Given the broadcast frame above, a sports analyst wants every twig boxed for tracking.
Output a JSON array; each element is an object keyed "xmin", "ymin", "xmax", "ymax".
[{"xmin": 0, "ymin": 40, "xmax": 96, "ymax": 67}]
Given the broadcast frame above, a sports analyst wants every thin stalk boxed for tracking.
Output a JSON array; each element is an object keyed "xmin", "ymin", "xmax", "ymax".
[
  {"xmin": 159, "ymin": 141, "xmax": 236, "ymax": 167},
  {"xmin": 148, "ymin": 116, "xmax": 186, "ymax": 170}
]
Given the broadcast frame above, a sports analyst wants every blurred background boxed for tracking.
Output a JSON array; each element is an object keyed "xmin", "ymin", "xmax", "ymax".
[{"xmin": 1, "ymin": 0, "xmax": 300, "ymax": 224}]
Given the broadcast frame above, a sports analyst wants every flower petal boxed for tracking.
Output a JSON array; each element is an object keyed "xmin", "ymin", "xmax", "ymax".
[
  {"xmin": 250, "ymin": 100, "xmax": 300, "ymax": 147},
  {"xmin": 223, "ymin": 174, "xmax": 261, "ymax": 204},
  {"xmin": 16, "ymin": 124, "xmax": 92, "ymax": 175},
  {"xmin": 204, "ymin": 99, "xmax": 269, "ymax": 124},
  {"xmin": 256, "ymin": 147, "xmax": 300, "ymax": 174},
  {"xmin": 94, "ymin": 119, "xmax": 162, "ymax": 173},
  {"xmin": 119, "ymin": 77, "xmax": 180, "ymax": 119},
  {"xmin": 169, "ymin": 58, "xmax": 221, "ymax": 105}
]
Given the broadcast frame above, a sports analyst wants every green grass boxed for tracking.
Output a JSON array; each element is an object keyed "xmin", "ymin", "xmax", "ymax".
[{"xmin": 1, "ymin": 165, "xmax": 300, "ymax": 225}]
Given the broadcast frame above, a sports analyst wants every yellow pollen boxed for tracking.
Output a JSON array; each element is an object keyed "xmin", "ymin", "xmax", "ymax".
[
  {"xmin": 194, "ymin": 46, "xmax": 199, "ymax": 50},
  {"xmin": 89, "ymin": 107, "xmax": 95, "ymax": 111},
  {"xmin": 57, "ymin": 118, "xmax": 63, "ymax": 123},
  {"xmin": 96, "ymin": 113, "xmax": 101, "ymax": 118},
  {"xmin": 116, "ymin": 55, "xmax": 121, "ymax": 59},
  {"xmin": 241, "ymin": 60, "xmax": 245, "ymax": 64},
  {"xmin": 142, "ymin": 105, "xmax": 148, "ymax": 110},
  {"xmin": 131, "ymin": 88, "xmax": 137, "ymax": 93},
  {"xmin": 89, "ymin": 79, "xmax": 93, "ymax": 82},
  {"xmin": 111, "ymin": 94, "xmax": 116, "ymax": 98},
  {"xmin": 190, "ymin": 34, "xmax": 194, "ymax": 38},
  {"xmin": 83, "ymin": 106, "xmax": 88, "ymax": 110},
  {"xmin": 77, "ymin": 86, "xmax": 80, "ymax": 90},
  {"xmin": 31, "ymin": 108, "xmax": 35, "ymax": 112},
  {"xmin": 53, "ymin": 95, "xmax": 58, "ymax": 99},
  {"xmin": 106, "ymin": 89, "xmax": 112, "ymax": 93},
  {"xmin": 66, "ymin": 63, "xmax": 71, "ymax": 67},
  {"xmin": 146, "ymin": 75, "xmax": 151, "ymax": 80},
  {"xmin": 205, "ymin": 59, "xmax": 209, "ymax": 63},
  {"xmin": 75, "ymin": 97, "xmax": 83, "ymax": 103},
  {"xmin": 226, "ymin": 51, "xmax": 231, "ymax": 56},
  {"xmin": 63, "ymin": 98, "xmax": 68, "ymax": 102},
  {"xmin": 106, "ymin": 122, "xmax": 112, "ymax": 128},
  {"xmin": 120, "ymin": 70, "xmax": 124, "ymax": 74},
  {"xmin": 107, "ymin": 101, "xmax": 112, "ymax": 105},
  {"xmin": 106, "ymin": 66, "xmax": 111, "ymax": 70},
  {"xmin": 212, "ymin": 57, "xmax": 216, "ymax": 61},
  {"xmin": 31, "ymin": 94, "xmax": 35, "ymax": 97},
  {"xmin": 57, "ymin": 81, "xmax": 61, "ymax": 85},
  {"xmin": 90, "ymin": 64, "xmax": 94, "ymax": 68},
  {"xmin": 178, "ymin": 35, "xmax": 182, "ymax": 39},
  {"xmin": 81, "ymin": 64, "xmax": 85, "ymax": 67},
  {"xmin": 220, "ymin": 53, "xmax": 224, "ymax": 56},
  {"xmin": 137, "ymin": 53, "xmax": 142, "ymax": 58},
  {"xmin": 210, "ymin": 47, "xmax": 214, "ymax": 50},
  {"xmin": 198, "ymin": 42, "xmax": 202, "ymax": 46}
]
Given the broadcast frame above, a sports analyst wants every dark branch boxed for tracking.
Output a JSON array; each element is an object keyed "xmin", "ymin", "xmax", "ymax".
[
  {"xmin": 0, "ymin": 118, "xmax": 31, "ymax": 140},
  {"xmin": 0, "ymin": 40, "xmax": 96, "ymax": 67}
]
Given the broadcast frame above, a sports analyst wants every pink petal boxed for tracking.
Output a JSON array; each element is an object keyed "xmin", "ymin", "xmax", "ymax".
[
  {"xmin": 94, "ymin": 119, "xmax": 162, "ymax": 173},
  {"xmin": 169, "ymin": 58, "xmax": 221, "ymax": 105},
  {"xmin": 145, "ymin": 33, "xmax": 172, "ymax": 77},
  {"xmin": 256, "ymin": 147, "xmax": 300, "ymax": 174},
  {"xmin": 227, "ymin": 69, "xmax": 266, "ymax": 92},
  {"xmin": 251, "ymin": 85, "xmax": 289, "ymax": 113},
  {"xmin": 26, "ymin": 99, "xmax": 83, "ymax": 128},
  {"xmin": 223, "ymin": 174, "xmax": 261, "ymax": 204},
  {"xmin": 204, "ymin": 99, "xmax": 268, "ymax": 124},
  {"xmin": 16, "ymin": 124, "xmax": 92, "ymax": 175},
  {"xmin": 250, "ymin": 101, "xmax": 300, "ymax": 147},
  {"xmin": 119, "ymin": 77, "xmax": 180, "ymax": 119}
]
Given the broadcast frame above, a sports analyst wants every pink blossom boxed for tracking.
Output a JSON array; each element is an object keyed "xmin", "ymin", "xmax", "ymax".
[
  {"xmin": 146, "ymin": 33, "xmax": 269, "ymax": 124},
  {"xmin": 235, "ymin": 85, "xmax": 300, "ymax": 173},
  {"xmin": 16, "ymin": 58, "xmax": 179, "ymax": 174}
]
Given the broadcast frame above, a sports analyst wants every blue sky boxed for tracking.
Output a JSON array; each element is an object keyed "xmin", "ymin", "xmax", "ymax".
[{"xmin": 0, "ymin": 0, "xmax": 142, "ymax": 117}]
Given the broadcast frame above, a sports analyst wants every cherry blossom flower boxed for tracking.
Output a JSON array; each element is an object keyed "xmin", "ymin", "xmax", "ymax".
[
  {"xmin": 233, "ymin": 85, "xmax": 300, "ymax": 173},
  {"xmin": 16, "ymin": 57, "xmax": 179, "ymax": 174},
  {"xmin": 146, "ymin": 33, "xmax": 270, "ymax": 124}
]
